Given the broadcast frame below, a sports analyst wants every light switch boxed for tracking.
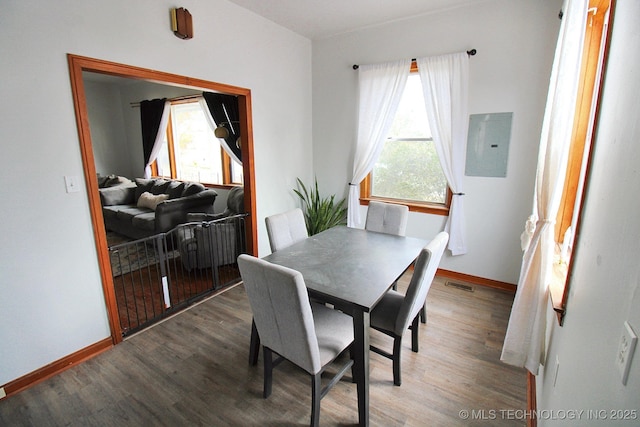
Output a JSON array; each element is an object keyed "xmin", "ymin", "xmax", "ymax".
[{"xmin": 64, "ymin": 175, "xmax": 81, "ymax": 193}]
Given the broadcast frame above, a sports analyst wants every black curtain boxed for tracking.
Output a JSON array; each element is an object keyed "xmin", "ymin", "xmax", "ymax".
[
  {"xmin": 202, "ymin": 92, "xmax": 242, "ymax": 162},
  {"xmin": 140, "ymin": 98, "xmax": 167, "ymax": 169}
]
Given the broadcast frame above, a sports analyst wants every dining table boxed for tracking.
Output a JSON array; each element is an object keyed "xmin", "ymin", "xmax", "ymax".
[{"xmin": 250, "ymin": 225, "xmax": 429, "ymax": 426}]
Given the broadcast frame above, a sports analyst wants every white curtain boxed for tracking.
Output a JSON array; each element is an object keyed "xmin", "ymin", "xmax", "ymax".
[
  {"xmin": 144, "ymin": 100, "xmax": 171, "ymax": 179},
  {"xmin": 501, "ymin": 0, "xmax": 587, "ymax": 374},
  {"xmin": 347, "ymin": 59, "xmax": 411, "ymax": 228},
  {"xmin": 197, "ymin": 97, "xmax": 242, "ymax": 165},
  {"xmin": 417, "ymin": 53, "xmax": 469, "ymax": 256}
]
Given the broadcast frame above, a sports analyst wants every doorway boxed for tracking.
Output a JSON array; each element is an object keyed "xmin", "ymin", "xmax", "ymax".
[{"xmin": 67, "ymin": 54, "xmax": 257, "ymax": 344}]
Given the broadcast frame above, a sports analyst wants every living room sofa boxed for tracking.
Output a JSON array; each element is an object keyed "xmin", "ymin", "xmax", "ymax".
[{"xmin": 99, "ymin": 177, "xmax": 217, "ymax": 240}]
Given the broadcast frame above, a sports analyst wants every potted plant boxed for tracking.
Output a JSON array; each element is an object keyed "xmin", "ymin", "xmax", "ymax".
[{"xmin": 294, "ymin": 177, "xmax": 347, "ymax": 235}]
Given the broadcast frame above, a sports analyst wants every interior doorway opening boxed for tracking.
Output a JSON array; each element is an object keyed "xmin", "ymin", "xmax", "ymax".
[{"xmin": 67, "ymin": 54, "xmax": 257, "ymax": 344}]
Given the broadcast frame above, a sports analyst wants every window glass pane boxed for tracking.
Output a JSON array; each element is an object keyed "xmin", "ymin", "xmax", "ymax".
[
  {"xmin": 372, "ymin": 139, "xmax": 447, "ymax": 203},
  {"xmin": 388, "ymin": 74, "xmax": 431, "ymax": 139},
  {"xmin": 371, "ymin": 73, "xmax": 447, "ymax": 204},
  {"xmin": 170, "ymin": 103, "xmax": 222, "ymax": 184},
  {"xmin": 231, "ymin": 160, "xmax": 244, "ymax": 184}
]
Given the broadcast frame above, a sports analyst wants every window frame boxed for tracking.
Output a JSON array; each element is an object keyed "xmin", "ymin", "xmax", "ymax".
[
  {"xmin": 550, "ymin": 0, "xmax": 613, "ymax": 325},
  {"xmin": 151, "ymin": 98, "xmax": 241, "ymax": 188},
  {"xmin": 359, "ymin": 61, "xmax": 451, "ymax": 216}
]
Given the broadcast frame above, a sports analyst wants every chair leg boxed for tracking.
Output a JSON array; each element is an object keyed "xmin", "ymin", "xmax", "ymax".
[
  {"xmin": 263, "ymin": 347, "xmax": 273, "ymax": 398},
  {"xmin": 392, "ymin": 336, "xmax": 402, "ymax": 386},
  {"xmin": 420, "ymin": 303, "xmax": 427, "ymax": 324},
  {"xmin": 411, "ymin": 315, "xmax": 420, "ymax": 353},
  {"xmin": 349, "ymin": 346, "xmax": 356, "ymax": 383},
  {"xmin": 311, "ymin": 373, "xmax": 322, "ymax": 427},
  {"xmin": 249, "ymin": 319, "xmax": 260, "ymax": 366}
]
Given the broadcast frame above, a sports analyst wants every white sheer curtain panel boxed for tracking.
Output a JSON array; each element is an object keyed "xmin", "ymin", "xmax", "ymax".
[
  {"xmin": 501, "ymin": 0, "xmax": 587, "ymax": 374},
  {"xmin": 417, "ymin": 52, "xmax": 469, "ymax": 256},
  {"xmin": 197, "ymin": 97, "xmax": 242, "ymax": 165},
  {"xmin": 144, "ymin": 100, "xmax": 171, "ymax": 179},
  {"xmin": 348, "ymin": 59, "xmax": 411, "ymax": 228}
]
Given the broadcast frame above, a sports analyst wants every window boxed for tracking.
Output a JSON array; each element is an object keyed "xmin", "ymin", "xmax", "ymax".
[
  {"xmin": 360, "ymin": 70, "xmax": 450, "ymax": 215},
  {"xmin": 551, "ymin": 0, "xmax": 612, "ymax": 323},
  {"xmin": 153, "ymin": 99, "xmax": 243, "ymax": 186}
]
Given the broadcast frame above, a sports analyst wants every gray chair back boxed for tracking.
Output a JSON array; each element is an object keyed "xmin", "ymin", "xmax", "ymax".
[
  {"xmin": 238, "ymin": 254, "xmax": 321, "ymax": 374},
  {"xmin": 393, "ymin": 231, "xmax": 448, "ymax": 335},
  {"xmin": 365, "ymin": 201, "xmax": 409, "ymax": 236},
  {"xmin": 265, "ymin": 208, "xmax": 309, "ymax": 252}
]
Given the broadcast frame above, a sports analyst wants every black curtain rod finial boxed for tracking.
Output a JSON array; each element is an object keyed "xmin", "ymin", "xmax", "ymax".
[{"xmin": 352, "ymin": 49, "xmax": 476, "ymax": 70}]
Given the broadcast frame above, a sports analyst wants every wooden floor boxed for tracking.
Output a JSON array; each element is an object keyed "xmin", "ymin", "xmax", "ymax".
[{"xmin": 0, "ymin": 272, "xmax": 526, "ymax": 426}]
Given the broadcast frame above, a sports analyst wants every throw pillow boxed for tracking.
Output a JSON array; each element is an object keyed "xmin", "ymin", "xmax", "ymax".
[
  {"xmin": 150, "ymin": 179, "xmax": 171, "ymax": 195},
  {"xmin": 181, "ymin": 182, "xmax": 205, "ymax": 197},
  {"xmin": 103, "ymin": 175, "xmax": 122, "ymax": 188},
  {"xmin": 137, "ymin": 191, "xmax": 169, "ymax": 210},
  {"xmin": 134, "ymin": 178, "xmax": 155, "ymax": 200},
  {"xmin": 166, "ymin": 181, "xmax": 185, "ymax": 199},
  {"xmin": 97, "ymin": 174, "xmax": 109, "ymax": 188}
]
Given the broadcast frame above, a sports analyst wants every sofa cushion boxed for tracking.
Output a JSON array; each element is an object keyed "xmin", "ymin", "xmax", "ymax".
[
  {"xmin": 131, "ymin": 212, "xmax": 156, "ymax": 231},
  {"xmin": 137, "ymin": 192, "xmax": 169, "ymax": 210},
  {"xmin": 100, "ymin": 185, "xmax": 135, "ymax": 206},
  {"xmin": 116, "ymin": 206, "xmax": 152, "ymax": 223},
  {"xmin": 166, "ymin": 181, "xmax": 185, "ymax": 199},
  {"xmin": 182, "ymin": 182, "xmax": 206, "ymax": 197},
  {"xmin": 102, "ymin": 205, "xmax": 123, "ymax": 221}
]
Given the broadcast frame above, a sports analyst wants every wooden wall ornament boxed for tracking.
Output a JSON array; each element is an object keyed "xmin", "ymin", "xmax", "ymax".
[{"xmin": 170, "ymin": 7, "xmax": 193, "ymax": 39}]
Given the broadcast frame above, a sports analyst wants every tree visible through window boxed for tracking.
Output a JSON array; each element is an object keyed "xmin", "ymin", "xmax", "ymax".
[
  {"xmin": 154, "ymin": 100, "xmax": 243, "ymax": 186},
  {"xmin": 364, "ymin": 72, "xmax": 450, "ymax": 214}
]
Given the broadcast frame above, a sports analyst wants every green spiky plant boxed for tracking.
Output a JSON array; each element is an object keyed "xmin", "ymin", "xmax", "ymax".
[{"xmin": 294, "ymin": 177, "xmax": 347, "ymax": 236}]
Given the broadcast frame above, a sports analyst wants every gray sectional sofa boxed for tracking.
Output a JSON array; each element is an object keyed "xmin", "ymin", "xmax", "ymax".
[{"xmin": 99, "ymin": 177, "xmax": 217, "ymax": 240}]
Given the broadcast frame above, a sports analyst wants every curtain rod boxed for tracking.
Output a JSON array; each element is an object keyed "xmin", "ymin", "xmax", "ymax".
[
  {"xmin": 352, "ymin": 49, "xmax": 477, "ymax": 70},
  {"xmin": 130, "ymin": 94, "xmax": 201, "ymax": 108}
]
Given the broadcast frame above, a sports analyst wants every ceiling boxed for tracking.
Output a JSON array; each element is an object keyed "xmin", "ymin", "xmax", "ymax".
[{"xmin": 226, "ymin": 0, "xmax": 492, "ymax": 40}]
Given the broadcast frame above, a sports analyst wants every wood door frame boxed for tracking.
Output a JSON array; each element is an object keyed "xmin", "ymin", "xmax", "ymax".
[{"xmin": 67, "ymin": 54, "xmax": 258, "ymax": 344}]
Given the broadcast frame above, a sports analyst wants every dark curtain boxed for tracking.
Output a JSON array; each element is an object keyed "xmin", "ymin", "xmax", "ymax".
[
  {"xmin": 202, "ymin": 92, "xmax": 242, "ymax": 162},
  {"xmin": 140, "ymin": 98, "xmax": 167, "ymax": 168}
]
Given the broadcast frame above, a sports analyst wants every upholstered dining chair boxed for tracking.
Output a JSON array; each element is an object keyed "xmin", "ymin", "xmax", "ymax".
[
  {"xmin": 365, "ymin": 201, "xmax": 415, "ymax": 309},
  {"xmin": 238, "ymin": 254, "xmax": 355, "ymax": 427},
  {"xmin": 265, "ymin": 208, "xmax": 309, "ymax": 252},
  {"xmin": 369, "ymin": 231, "xmax": 449, "ymax": 386},
  {"xmin": 249, "ymin": 208, "xmax": 311, "ymax": 366},
  {"xmin": 364, "ymin": 200, "xmax": 409, "ymax": 236}
]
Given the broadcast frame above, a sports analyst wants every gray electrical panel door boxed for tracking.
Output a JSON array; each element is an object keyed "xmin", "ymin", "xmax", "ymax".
[{"xmin": 465, "ymin": 112, "xmax": 513, "ymax": 177}]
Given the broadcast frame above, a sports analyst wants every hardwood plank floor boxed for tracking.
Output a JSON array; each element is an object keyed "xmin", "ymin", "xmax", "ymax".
[{"xmin": 0, "ymin": 273, "xmax": 526, "ymax": 426}]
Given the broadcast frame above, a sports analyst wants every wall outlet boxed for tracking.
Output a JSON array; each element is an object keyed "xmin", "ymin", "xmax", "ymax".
[{"xmin": 616, "ymin": 321, "xmax": 637, "ymax": 385}]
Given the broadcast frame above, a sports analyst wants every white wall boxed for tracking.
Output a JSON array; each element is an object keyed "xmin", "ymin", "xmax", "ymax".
[
  {"xmin": 0, "ymin": 0, "xmax": 311, "ymax": 385},
  {"xmin": 536, "ymin": 1, "xmax": 640, "ymax": 423},
  {"xmin": 84, "ymin": 80, "xmax": 132, "ymax": 177},
  {"xmin": 312, "ymin": 0, "xmax": 562, "ymax": 284}
]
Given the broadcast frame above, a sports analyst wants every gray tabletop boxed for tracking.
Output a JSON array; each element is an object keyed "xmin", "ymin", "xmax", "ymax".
[{"xmin": 263, "ymin": 226, "xmax": 429, "ymax": 311}]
